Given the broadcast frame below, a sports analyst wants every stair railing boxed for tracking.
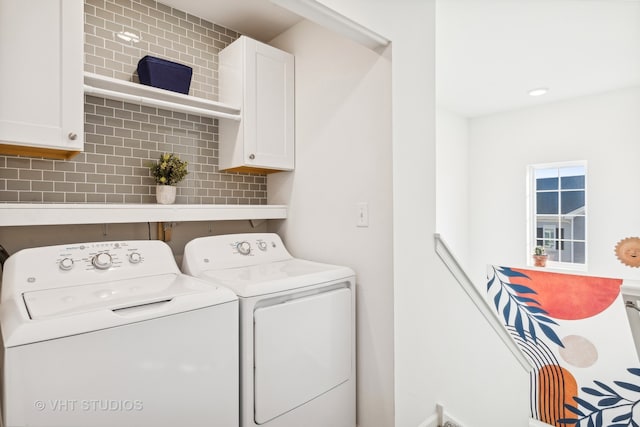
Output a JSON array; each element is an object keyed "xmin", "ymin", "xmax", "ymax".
[{"xmin": 434, "ymin": 233, "xmax": 534, "ymax": 372}]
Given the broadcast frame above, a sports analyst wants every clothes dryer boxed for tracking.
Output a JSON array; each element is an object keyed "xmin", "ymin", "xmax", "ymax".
[
  {"xmin": 0, "ymin": 240, "xmax": 238, "ymax": 427},
  {"xmin": 182, "ymin": 233, "xmax": 356, "ymax": 427}
]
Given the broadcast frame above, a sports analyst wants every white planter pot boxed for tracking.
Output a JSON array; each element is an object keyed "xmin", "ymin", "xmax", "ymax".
[{"xmin": 156, "ymin": 185, "xmax": 177, "ymax": 204}]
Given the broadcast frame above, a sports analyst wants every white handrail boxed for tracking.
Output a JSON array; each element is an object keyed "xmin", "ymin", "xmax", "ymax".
[{"xmin": 434, "ymin": 233, "xmax": 534, "ymax": 372}]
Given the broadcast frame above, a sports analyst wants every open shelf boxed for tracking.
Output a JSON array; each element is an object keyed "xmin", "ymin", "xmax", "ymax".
[
  {"xmin": 0, "ymin": 204, "xmax": 287, "ymax": 226},
  {"xmin": 84, "ymin": 73, "xmax": 241, "ymax": 121}
]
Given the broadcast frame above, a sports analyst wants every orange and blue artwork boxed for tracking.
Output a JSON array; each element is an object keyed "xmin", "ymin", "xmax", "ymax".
[{"xmin": 487, "ymin": 266, "xmax": 640, "ymax": 426}]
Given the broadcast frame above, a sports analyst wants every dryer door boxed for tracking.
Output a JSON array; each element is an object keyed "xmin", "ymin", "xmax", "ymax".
[{"xmin": 253, "ymin": 287, "xmax": 352, "ymax": 424}]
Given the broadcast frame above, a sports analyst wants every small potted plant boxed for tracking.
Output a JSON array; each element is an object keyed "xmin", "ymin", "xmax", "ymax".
[
  {"xmin": 149, "ymin": 153, "xmax": 188, "ymax": 204},
  {"xmin": 533, "ymin": 246, "xmax": 548, "ymax": 267}
]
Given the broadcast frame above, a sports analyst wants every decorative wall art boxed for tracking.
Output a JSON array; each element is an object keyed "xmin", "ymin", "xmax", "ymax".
[
  {"xmin": 487, "ymin": 266, "xmax": 639, "ymax": 426},
  {"xmin": 615, "ymin": 237, "xmax": 640, "ymax": 268}
]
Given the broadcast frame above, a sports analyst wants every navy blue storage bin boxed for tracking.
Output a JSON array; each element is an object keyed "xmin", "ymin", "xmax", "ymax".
[{"xmin": 137, "ymin": 56, "xmax": 193, "ymax": 94}]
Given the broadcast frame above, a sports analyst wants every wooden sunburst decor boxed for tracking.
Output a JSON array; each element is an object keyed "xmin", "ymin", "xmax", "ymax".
[{"xmin": 615, "ymin": 237, "xmax": 640, "ymax": 268}]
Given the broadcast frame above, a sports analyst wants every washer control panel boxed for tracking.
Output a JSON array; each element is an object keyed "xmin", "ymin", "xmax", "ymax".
[
  {"xmin": 54, "ymin": 241, "xmax": 147, "ymax": 273},
  {"xmin": 230, "ymin": 237, "xmax": 279, "ymax": 257},
  {"xmin": 183, "ymin": 233, "xmax": 292, "ymax": 274},
  {"xmin": 3, "ymin": 240, "xmax": 180, "ymax": 297}
]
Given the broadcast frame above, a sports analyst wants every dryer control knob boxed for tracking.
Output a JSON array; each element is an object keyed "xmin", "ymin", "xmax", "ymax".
[
  {"xmin": 129, "ymin": 252, "xmax": 142, "ymax": 264},
  {"xmin": 59, "ymin": 257, "xmax": 74, "ymax": 271},
  {"xmin": 257, "ymin": 241, "xmax": 267, "ymax": 251},
  {"xmin": 237, "ymin": 241, "xmax": 251, "ymax": 255},
  {"xmin": 92, "ymin": 252, "xmax": 113, "ymax": 270}
]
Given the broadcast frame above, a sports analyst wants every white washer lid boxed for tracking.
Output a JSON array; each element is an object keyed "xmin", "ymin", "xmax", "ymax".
[
  {"xmin": 1, "ymin": 273, "xmax": 238, "ymax": 347},
  {"xmin": 198, "ymin": 259, "xmax": 354, "ymax": 297},
  {"xmin": 23, "ymin": 273, "xmax": 228, "ymax": 320}
]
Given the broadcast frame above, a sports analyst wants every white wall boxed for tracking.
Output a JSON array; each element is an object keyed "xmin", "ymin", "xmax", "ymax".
[
  {"xmin": 436, "ymin": 108, "xmax": 470, "ymax": 266},
  {"xmin": 270, "ymin": 2, "xmax": 531, "ymax": 426},
  {"xmin": 267, "ymin": 20, "xmax": 395, "ymax": 427},
  {"xmin": 468, "ymin": 87, "xmax": 640, "ymax": 284}
]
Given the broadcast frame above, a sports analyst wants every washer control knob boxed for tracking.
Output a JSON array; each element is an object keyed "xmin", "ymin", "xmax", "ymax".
[
  {"xmin": 59, "ymin": 257, "xmax": 74, "ymax": 271},
  {"xmin": 92, "ymin": 252, "xmax": 113, "ymax": 270},
  {"xmin": 237, "ymin": 241, "xmax": 251, "ymax": 255},
  {"xmin": 129, "ymin": 252, "xmax": 142, "ymax": 264},
  {"xmin": 257, "ymin": 241, "xmax": 267, "ymax": 251}
]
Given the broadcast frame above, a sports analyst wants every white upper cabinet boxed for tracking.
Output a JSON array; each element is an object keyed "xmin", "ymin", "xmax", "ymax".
[
  {"xmin": 219, "ymin": 36, "xmax": 295, "ymax": 173},
  {"xmin": 0, "ymin": 0, "xmax": 83, "ymax": 159}
]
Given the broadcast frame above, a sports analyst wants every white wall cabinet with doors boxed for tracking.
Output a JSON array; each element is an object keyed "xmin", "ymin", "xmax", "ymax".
[
  {"xmin": 0, "ymin": 0, "xmax": 83, "ymax": 160},
  {"xmin": 218, "ymin": 36, "xmax": 295, "ymax": 173}
]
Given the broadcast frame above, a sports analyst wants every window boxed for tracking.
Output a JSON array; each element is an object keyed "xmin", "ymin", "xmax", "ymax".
[{"xmin": 529, "ymin": 162, "xmax": 587, "ymax": 267}]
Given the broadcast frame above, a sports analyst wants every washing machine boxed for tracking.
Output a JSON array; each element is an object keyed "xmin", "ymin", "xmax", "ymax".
[
  {"xmin": 0, "ymin": 240, "xmax": 238, "ymax": 427},
  {"xmin": 182, "ymin": 233, "xmax": 356, "ymax": 427}
]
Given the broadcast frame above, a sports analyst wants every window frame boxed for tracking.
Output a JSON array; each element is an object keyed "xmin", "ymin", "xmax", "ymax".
[{"xmin": 527, "ymin": 161, "xmax": 588, "ymax": 270}]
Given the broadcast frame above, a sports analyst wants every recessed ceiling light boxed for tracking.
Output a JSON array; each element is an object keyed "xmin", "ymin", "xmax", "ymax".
[
  {"xmin": 528, "ymin": 88, "xmax": 549, "ymax": 97},
  {"xmin": 116, "ymin": 31, "xmax": 141, "ymax": 43}
]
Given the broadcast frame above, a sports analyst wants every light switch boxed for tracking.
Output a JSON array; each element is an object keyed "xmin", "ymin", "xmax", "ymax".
[{"xmin": 356, "ymin": 202, "xmax": 369, "ymax": 227}]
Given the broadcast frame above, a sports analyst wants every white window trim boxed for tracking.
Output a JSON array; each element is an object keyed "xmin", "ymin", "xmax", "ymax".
[{"xmin": 526, "ymin": 160, "xmax": 588, "ymax": 271}]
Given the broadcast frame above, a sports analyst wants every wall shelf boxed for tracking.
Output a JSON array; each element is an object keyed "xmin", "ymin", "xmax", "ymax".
[
  {"xmin": 0, "ymin": 204, "xmax": 286, "ymax": 227},
  {"xmin": 84, "ymin": 73, "xmax": 241, "ymax": 121}
]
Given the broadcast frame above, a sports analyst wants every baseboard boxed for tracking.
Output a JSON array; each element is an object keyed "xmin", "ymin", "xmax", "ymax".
[
  {"xmin": 421, "ymin": 413, "xmax": 550, "ymax": 427},
  {"xmin": 529, "ymin": 419, "xmax": 555, "ymax": 427},
  {"xmin": 418, "ymin": 413, "xmax": 438, "ymax": 427}
]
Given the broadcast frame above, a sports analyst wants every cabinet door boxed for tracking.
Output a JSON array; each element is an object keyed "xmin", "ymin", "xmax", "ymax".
[
  {"xmin": 244, "ymin": 39, "xmax": 295, "ymax": 171},
  {"xmin": 0, "ymin": 0, "xmax": 83, "ymax": 159}
]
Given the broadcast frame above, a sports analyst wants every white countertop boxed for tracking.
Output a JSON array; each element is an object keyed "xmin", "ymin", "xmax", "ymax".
[{"xmin": 0, "ymin": 204, "xmax": 287, "ymax": 226}]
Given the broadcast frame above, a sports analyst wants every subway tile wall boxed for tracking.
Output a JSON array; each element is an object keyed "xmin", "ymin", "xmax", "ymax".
[
  {"xmin": 85, "ymin": 0, "xmax": 233, "ymax": 101},
  {"xmin": 0, "ymin": 0, "xmax": 267, "ymax": 204}
]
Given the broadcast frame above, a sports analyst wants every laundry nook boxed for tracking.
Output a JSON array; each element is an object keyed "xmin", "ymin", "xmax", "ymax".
[
  {"xmin": 0, "ymin": 0, "xmax": 392, "ymax": 426},
  {"xmin": 2, "ymin": 0, "xmax": 637, "ymax": 427}
]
